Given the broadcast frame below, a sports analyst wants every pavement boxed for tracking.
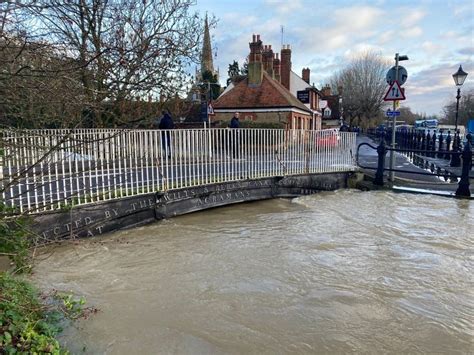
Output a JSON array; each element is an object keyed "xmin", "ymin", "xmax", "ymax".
[{"xmin": 355, "ymin": 134, "xmax": 473, "ymax": 197}]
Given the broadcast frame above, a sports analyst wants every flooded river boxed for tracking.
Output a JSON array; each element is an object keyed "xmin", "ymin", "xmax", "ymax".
[{"xmin": 32, "ymin": 190, "xmax": 473, "ymax": 354}]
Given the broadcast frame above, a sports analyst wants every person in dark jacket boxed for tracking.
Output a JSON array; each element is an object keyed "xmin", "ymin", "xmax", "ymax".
[
  {"xmin": 158, "ymin": 110, "xmax": 174, "ymax": 157},
  {"xmin": 229, "ymin": 112, "xmax": 240, "ymax": 158},
  {"xmin": 229, "ymin": 112, "xmax": 240, "ymax": 128}
]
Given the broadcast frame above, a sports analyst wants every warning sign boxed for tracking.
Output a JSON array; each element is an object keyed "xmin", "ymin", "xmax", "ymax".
[{"xmin": 384, "ymin": 81, "xmax": 406, "ymax": 101}]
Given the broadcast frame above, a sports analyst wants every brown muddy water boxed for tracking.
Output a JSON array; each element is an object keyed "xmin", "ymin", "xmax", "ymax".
[{"xmin": 31, "ymin": 190, "xmax": 473, "ymax": 354}]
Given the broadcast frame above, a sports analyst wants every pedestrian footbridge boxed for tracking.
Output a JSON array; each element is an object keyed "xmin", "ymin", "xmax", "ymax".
[{"xmin": 1, "ymin": 128, "xmax": 358, "ymax": 244}]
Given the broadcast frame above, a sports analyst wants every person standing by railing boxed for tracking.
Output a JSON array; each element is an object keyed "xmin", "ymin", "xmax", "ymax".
[
  {"xmin": 228, "ymin": 112, "xmax": 240, "ymax": 158},
  {"xmin": 158, "ymin": 109, "xmax": 174, "ymax": 158}
]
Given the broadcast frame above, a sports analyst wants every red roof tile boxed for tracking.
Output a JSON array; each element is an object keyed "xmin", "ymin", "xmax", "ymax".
[{"xmin": 214, "ymin": 72, "xmax": 311, "ymax": 113}]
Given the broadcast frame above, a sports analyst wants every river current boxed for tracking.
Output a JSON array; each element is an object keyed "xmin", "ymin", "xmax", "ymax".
[{"xmin": 32, "ymin": 190, "xmax": 473, "ymax": 354}]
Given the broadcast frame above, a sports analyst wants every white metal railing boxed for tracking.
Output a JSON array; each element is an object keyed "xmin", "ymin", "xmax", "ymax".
[{"xmin": 0, "ymin": 128, "xmax": 357, "ymax": 213}]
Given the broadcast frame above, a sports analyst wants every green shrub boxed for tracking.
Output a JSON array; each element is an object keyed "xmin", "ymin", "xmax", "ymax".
[
  {"xmin": 0, "ymin": 272, "xmax": 65, "ymax": 354},
  {"xmin": 0, "ymin": 272, "xmax": 97, "ymax": 354}
]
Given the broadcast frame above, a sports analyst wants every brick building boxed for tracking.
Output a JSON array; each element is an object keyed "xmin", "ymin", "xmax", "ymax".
[
  {"xmin": 319, "ymin": 84, "xmax": 343, "ymax": 128},
  {"xmin": 213, "ymin": 35, "xmax": 321, "ymax": 129}
]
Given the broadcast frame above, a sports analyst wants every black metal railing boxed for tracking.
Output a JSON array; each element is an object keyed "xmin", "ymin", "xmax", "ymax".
[
  {"xmin": 367, "ymin": 128, "xmax": 473, "ymax": 168},
  {"xmin": 357, "ymin": 133, "xmax": 473, "ymax": 197}
]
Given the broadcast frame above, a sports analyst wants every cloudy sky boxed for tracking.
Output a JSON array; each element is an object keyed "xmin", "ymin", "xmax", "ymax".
[{"xmin": 193, "ymin": 0, "xmax": 473, "ymax": 117}]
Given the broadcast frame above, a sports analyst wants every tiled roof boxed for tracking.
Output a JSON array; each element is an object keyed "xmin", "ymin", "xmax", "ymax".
[{"xmin": 214, "ymin": 72, "xmax": 311, "ymax": 113}]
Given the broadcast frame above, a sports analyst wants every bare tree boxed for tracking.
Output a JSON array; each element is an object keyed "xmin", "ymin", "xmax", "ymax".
[
  {"xmin": 1, "ymin": 0, "xmax": 206, "ymax": 127},
  {"xmin": 30, "ymin": 0, "xmax": 204, "ymax": 125},
  {"xmin": 0, "ymin": 1, "xmax": 85, "ymax": 127},
  {"xmin": 330, "ymin": 51, "xmax": 389, "ymax": 127},
  {"xmin": 442, "ymin": 88, "xmax": 474, "ymax": 127}
]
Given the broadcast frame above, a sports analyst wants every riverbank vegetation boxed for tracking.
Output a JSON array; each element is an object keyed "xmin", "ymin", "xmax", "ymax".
[
  {"xmin": 0, "ymin": 273, "xmax": 65, "ymax": 353},
  {"xmin": 0, "ymin": 206, "xmax": 97, "ymax": 353},
  {"xmin": 0, "ymin": 271, "xmax": 98, "ymax": 353}
]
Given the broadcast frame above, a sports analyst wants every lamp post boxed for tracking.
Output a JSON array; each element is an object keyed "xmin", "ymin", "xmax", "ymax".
[
  {"xmin": 450, "ymin": 65, "xmax": 468, "ymax": 167},
  {"xmin": 389, "ymin": 53, "xmax": 409, "ymax": 182},
  {"xmin": 452, "ymin": 65, "xmax": 468, "ymax": 133}
]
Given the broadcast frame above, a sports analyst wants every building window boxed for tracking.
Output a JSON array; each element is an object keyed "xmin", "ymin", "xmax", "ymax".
[{"xmin": 324, "ymin": 108, "xmax": 332, "ymax": 118}]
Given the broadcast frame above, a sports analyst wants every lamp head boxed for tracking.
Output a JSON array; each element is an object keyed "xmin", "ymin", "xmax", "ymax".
[{"xmin": 453, "ymin": 65, "xmax": 468, "ymax": 86}]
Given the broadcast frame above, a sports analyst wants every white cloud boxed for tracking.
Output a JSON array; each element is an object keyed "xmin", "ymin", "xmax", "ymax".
[
  {"xmin": 440, "ymin": 30, "xmax": 459, "ymax": 40},
  {"xmin": 333, "ymin": 6, "xmax": 384, "ymax": 31},
  {"xmin": 452, "ymin": 1, "xmax": 473, "ymax": 19},
  {"xmin": 421, "ymin": 41, "xmax": 443, "ymax": 55},
  {"xmin": 295, "ymin": 5, "xmax": 385, "ymax": 52},
  {"xmin": 220, "ymin": 13, "xmax": 258, "ymax": 28},
  {"xmin": 400, "ymin": 9, "xmax": 426, "ymax": 27},
  {"xmin": 400, "ymin": 26, "xmax": 422, "ymax": 38},
  {"xmin": 377, "ymin": 30, "xmax": 395, "ymax": 45},
  {"xmin": 263, "ymin": 0, "xmax": 303, "ymax": 14}
]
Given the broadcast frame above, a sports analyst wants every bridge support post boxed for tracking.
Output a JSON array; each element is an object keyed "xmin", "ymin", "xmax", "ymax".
[
  {"xmin": 374, "ymin": 136, "xmax": 387, "ymax": 186},
  {"xmin": 456, "ymin": 134, "xmax": 472, "ymax": 197}
]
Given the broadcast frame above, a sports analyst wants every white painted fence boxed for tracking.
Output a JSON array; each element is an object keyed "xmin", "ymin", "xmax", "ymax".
[{"xmin": 1, "ymin": 128, "xmax": 357, "ymax": 213}]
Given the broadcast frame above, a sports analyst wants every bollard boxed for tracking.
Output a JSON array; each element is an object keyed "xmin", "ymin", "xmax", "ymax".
[
  {"xmin": 374, "ymin": 136, "xmax": 387, "ymax": 186},
  {"xmin": 408, "ymin": 130, "xmax": 414, "ymax": 159},
  {"xmin": 426, "ymin": 131, "xmax": 432, "ymax": 157},
  {"xmin": 445, "ymin": 131, "xmax": 452, "ymax": 160},
  {"xmin": 432, "ymin": 132, "xmax": 437, "ymax": 158},
  {"xmin": 450, "ymin": 131, "xmax": 461, "ymax": 167},
  {"xmin": 455, "ymin": 134, "xmax": 472, "ymax": 197},
  {"xmin": 438, "ymin": 132, "xmax": 444, "ymax": 159}
]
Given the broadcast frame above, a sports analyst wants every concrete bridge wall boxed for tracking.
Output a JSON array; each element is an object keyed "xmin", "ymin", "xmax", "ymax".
[{"xmin": 30, "ymin": 173, "xmax": 351, "ymax": 245}]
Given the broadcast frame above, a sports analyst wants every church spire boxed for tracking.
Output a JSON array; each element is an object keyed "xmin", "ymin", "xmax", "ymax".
[{"xmin": 201, "ymin": 14, "xmax": 214, "ymax": 75}]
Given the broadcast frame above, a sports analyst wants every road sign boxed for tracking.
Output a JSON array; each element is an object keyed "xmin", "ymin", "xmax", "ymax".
[
  {"xmin": 386, "ymin": 66, "xmax": 408, "ymax": 86},
  {"xmin": 384, "ymin": 81, "xmax": 406, "ymax": 101},
  {"xmin": 386, "ymin": 109, "xmax": 400, "ymax": 117}
]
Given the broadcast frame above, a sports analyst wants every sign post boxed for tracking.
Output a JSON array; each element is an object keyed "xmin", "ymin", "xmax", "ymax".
[{"xmin": 384, "ymin": 53, "xmax": 408, "ymax": 182}]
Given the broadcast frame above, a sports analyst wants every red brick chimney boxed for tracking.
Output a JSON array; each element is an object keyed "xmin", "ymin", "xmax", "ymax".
[
  {"xmin": 262, "ymin": 45, "xmax": 274, "ymax": 78},
  {"xmin": 273, "ymin": 53, "xmax": 281, "ymax": 83},
  {"xmin": 280, "ymin": 44, "xmax": 291, "ymax": 90},
  {"xmin": 321, "ymin": 84, "xmax": 331, "ymax": 97},
  {"xmin": 302, "ymin": 68, "xmax": 310, "ymax": 84},
  {"xmin": 248, "ymin": 34, "xmax": 263, "ymax": 86}
]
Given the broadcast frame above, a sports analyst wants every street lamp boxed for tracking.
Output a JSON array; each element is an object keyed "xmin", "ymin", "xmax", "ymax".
[
  {"xmin": 452, "ymin": 65, "xmax": 468, "ymax": 133},
  {"xmin": 449, "ymin": 65, "xmax": 468, "ymax": 167}
]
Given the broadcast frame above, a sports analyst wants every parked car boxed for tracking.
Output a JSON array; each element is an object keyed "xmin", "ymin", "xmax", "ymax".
[{"xmin": 316, "ymin": 129, "xmax": 340, "ymax": 147}]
